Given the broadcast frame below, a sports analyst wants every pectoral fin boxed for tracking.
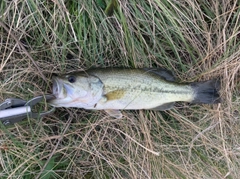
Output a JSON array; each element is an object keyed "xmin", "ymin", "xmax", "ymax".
[
  {"xmin": 105, "ymin": 109, "xmax": 123, "ymax": 119},
  {"xmin": 105, "ymin": 90, "xmax": 125, "ymax": 101},
  {"xmin": 151, "ymin": 102, "xmax": 175, "ymax": 111}
]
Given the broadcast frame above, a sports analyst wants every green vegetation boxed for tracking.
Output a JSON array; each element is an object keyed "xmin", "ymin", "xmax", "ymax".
[{"xmin": 0, "ymin": 0, "xmax": 239, "ymax": 178}]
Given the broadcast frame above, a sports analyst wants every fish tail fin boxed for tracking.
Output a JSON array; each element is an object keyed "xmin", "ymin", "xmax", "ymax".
[{"xmin": 191, "ymin": 79, "xmax": 221, "ymax": 104}]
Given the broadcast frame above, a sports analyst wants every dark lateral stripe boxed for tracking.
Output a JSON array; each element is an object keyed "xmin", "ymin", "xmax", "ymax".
[{"xmin": 105, "ymin": 85, "xmax": 191, "ymax": 94}]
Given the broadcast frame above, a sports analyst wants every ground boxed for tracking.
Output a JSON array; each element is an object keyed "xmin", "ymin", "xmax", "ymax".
[{"xmin": 0, "ymin": 0, "xmax": 239, "ymax": 178}]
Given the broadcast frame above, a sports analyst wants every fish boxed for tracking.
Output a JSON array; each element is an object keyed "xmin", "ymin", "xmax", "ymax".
[{"xmin": 49, "ymin": 68, "xmax": 221, "ymax": 118}]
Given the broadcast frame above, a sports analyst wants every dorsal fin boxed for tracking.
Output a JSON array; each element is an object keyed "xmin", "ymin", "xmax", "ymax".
[{"xmin": 143, "ymin": 68, "xmax": 175, "ymax": 82}]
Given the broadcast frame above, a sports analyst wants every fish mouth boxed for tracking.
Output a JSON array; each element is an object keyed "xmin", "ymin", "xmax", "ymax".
[{"xmin": 52, "ymin": 76, "xmax": 61, "ymax": 98}]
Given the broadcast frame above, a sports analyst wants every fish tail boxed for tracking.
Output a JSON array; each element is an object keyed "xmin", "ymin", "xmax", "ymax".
[{"xmin": 191, "ymin": 79, "xmax": 221, "ymax": 104}]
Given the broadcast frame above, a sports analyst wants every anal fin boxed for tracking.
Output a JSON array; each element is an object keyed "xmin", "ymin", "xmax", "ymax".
[{"xmin": 150, "ymin": 102, "xmax": 175, "ymax": 111}]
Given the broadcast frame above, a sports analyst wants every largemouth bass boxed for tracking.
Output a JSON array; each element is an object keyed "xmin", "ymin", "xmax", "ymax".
[{"xmin": 49, "ymin": 68, "xmax": 220, "ymax": 118}]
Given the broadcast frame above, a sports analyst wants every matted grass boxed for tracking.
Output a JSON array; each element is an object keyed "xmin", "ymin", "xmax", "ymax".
[{"xmin": 0, "ymin": 0, "xmax": 239, "ymax": 178}]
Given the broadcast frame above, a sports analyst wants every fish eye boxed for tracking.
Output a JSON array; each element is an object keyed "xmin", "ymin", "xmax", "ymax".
[{"xmin": 68, "ymin": 76, "xmax": 76, "ymax": 83}]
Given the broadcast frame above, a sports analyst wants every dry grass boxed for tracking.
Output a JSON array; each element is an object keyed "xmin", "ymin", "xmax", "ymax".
[{"xmin": 0, "ymin": 0, "xmax": 239, "ymax": 178}]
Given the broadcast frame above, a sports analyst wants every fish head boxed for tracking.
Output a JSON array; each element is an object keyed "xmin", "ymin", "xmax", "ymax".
[{"xmin": 49, "ymin": 73, "xmax": 104, "ymax": 108}]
